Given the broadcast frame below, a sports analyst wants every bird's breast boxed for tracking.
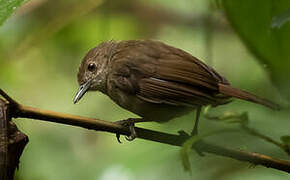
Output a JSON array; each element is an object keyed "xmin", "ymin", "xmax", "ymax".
[{"xmin": 106, "ymin": 85, "xmax": 193, "ymax": 122}]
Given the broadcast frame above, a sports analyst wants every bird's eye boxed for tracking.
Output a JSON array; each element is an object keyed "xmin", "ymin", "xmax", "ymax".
[{"xmin": 88, "ymin": 63, "xmax": 96, "ymax": 71}]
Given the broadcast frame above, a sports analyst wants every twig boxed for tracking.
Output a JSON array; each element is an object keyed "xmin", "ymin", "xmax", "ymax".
[
  {"xmin": 0, "ymin": 97, "xmax": 28, "ymax": 180},
  {"xmin": 241, "ymin": 124, "xmax": 290, "ymax": 156},
  {"xmin": 204, "ymin": 109, "xmax": 290, "ymax": 156},
  {"xmin": 0, "ymin": 99, "xmax": 9, "ymax": 180},
  {"xmin": 0, "ymin": 89, "xmax": 19, "ymax": 107},
  {"xmin": 1, "ymin": 88, "xmax": 290, "ymax": 173}
]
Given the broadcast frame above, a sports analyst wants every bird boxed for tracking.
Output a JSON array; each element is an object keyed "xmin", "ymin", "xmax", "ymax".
[{"xmin": 73, "ymin": 40, "xmax": 279, "ymax": 141}]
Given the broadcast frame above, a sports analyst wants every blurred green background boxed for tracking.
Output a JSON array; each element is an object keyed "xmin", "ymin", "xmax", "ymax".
[{"xmin": 1, "ymin": 0, "xmax": 290, "ymax": 179}]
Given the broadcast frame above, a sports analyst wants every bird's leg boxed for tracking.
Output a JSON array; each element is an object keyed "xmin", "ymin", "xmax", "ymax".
[
  {"xmin": 191, "ymin": 106, "xmax": 202, "ymax": 136},
  {"xmin": 189, "ymin": 107, "xmax": 206, "ymax": 156},
  {"xmin": 115, "ymin": 118, "xmax": 146, "ymax": 142}
]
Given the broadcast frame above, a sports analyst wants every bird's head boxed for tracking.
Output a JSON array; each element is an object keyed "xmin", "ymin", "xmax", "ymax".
[{"xmin": 73, "ymin": 41, "xmax": 116, "ymax": 104}]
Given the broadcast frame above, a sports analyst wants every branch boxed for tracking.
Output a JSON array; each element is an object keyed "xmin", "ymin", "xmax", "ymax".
[
  {"xmin": 241, "ymin": 123, "xmax": 290, "ymax": 156},
  {"xmin": 0, "ymin": 99, "xmax": 9, "ymax": 180},
  {"xmin": 0, "ymin": 97, "xmax": 29, "ymax": 180},
  {"xmin": 203, "ymin": 108, "xmax": 290, "ymax": 156},
  {"xmin": 1, "ymin": 88, "xmax": 290, "ymax": 173}
]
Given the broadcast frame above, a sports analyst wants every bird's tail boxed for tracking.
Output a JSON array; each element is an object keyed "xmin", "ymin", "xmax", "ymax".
[{"xmin": 218, "ymin": 83, "xmax": 280, "ymax": 110}]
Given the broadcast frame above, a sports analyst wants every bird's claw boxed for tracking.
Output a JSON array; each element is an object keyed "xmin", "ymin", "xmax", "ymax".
[
  {"xmin": 116, "ymin": 133, "xmax": 122, "ymax": 143},
  {"xmin": 115, "ymin": 118, "xmax": 137, "ymax": 143},
  {"xmin": 125, "ymin": 123, "xmax": 137, "ymax": 141}
]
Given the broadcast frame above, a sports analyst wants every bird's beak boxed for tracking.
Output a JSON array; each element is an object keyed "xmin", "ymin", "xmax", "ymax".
[{"xmin": 73, "ymin": 80, "xmax": 91, "ymax": 104}]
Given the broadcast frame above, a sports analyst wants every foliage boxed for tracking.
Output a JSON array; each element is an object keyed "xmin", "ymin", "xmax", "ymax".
[
  {"xmin": 1, "ymin": 0, "xmax": 290, "ymax": 179},
  {"xmin": 180, "ymin": 134, "xmax": 198, "ymax": 175},
  {"xmin": 0, "ymin": 0, "xmax": 24, "ymax": 26},
  {"xmin": 180, "ymin": 129, "xmax": 236, "ymax": 175},
  {"xmin": 281, "ymin": 136, "xmax": 290, "ymax": 146},
  {"xmin": 271, "ymin": 9, "xmax": 290, "ymax": 29},
  {"xmin": 222, "ymin": 0, "xmax": 290, "ymax": 100}
]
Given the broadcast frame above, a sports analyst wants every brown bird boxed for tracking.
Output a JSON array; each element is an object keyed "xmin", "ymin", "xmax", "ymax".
[{"xmin": 73, "ymin": 40, "xmax": 279, "ymax": 140}]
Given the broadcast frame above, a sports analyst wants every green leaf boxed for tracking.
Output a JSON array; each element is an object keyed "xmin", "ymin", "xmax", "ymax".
[
  {"xmin": 271, "ymin": 9, "xmax": 290, "ymax": 29},
  {"xmin": 180, "ymin": 135, "xmax": 199, "ymax": 175},
  {"xmin": 180, "ymin": 130, "xmax": 234, "ymax": 174},
  {"xmin": 280, "ymin": 135, "xmax": 290, "ymax": 145},
  {"xmin": 0, "ymin": 0, "xmax": 25, "ymax": 26},
  {"xmin": 222, "ymin": 0, "xmax": 290, "ymax": 100},
  {"xmin": 204, "ymin": 110, "xmax": 249, "ymax": 124}
]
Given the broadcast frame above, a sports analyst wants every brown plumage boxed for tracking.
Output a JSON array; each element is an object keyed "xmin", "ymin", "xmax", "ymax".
[{"xmin": 74, "ymin": 40, "xmax": 280, "ymax": 139}]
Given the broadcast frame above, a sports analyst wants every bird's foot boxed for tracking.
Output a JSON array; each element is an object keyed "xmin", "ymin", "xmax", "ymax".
[{"xmin": 115, "ymin": 118, "xmax": 138, "ymax": 143}]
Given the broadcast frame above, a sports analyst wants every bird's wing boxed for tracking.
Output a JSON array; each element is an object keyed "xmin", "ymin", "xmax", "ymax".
[{"xmin": 109, "ymin": 40, "xmax": 230, "ymax": 107}]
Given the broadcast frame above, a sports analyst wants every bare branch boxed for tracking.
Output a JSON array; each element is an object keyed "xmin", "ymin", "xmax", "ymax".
[
  {"xmin": 0, "ymin": 99, "xmax": 9, "ymax": 180},
  {"xmin": 241, "ymin": 124, "xmax": 290, "ymax": 156},
  {"xmin": 0, "ymin": 98, "xmax": 29, "ymax": 180},
  {"xmin": 1, "ymin": 88, "xmax": 290, "ymax": 173},
  {"xmin": 203, "ymin": 108, "xmax": 290, "ymax": 156}
]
